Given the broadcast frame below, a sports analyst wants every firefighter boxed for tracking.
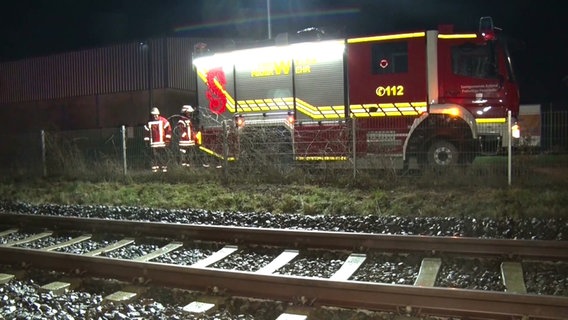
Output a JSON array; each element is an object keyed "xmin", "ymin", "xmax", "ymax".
[
  {"xmin": 177, "ymin": 104, "xmax": 196, "ymax": 167},
  {"xmin": 144, "ymin": 107, "xmax": 172, "ymax": 172}
]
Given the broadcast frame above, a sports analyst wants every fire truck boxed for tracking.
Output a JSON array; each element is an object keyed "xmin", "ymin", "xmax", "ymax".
[{"xmin": 192, "ymin": 17, "xmax": 520, "ymax": 170}]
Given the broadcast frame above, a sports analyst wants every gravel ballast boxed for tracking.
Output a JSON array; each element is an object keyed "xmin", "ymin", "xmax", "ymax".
[
  {"xmin": 1, "ymin": 201, "xmax": 566, "ymax": 240},
  {"xmin": 0, "ymin": 201, "xmax": 567, "ymax": 319}
]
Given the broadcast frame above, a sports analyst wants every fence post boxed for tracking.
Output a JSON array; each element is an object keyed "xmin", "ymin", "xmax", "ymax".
[
  {"xmin": 351, "ymin": 117, "xmax": 357, "ymax": 179},
  {"xmin": 121, "ymin": 125, "xmax": 127, "ymax": 175},
  {"xmin": 41, "ymin": 130, "xmax": 47, "ymax": 177},
  {"xmin": 508, "ymin": 110, "xmax": 512, "ymax": 186},
  {"xmin": 222, "ymin": 121, "xmax": 229, "ymax": 184}
]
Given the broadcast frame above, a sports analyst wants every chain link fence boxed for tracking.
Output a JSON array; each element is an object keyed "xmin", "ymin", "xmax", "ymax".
[{"xmin": 1, "ymin": 111, "xmax": 567, "ymax": 187}]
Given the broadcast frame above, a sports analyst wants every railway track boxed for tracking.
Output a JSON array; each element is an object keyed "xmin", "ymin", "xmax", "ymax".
[{"xmin": 0, "ymin": 212, "xmax": 567, "ymax": 319}]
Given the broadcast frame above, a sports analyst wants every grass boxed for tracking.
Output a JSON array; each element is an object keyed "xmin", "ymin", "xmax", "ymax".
[
  {"xmin": 1, "ymin": 138, "xmax": 567, "ymax": 219},
  {"xmin": 1, "ymin": 168, "xmax": 567, "ymax": 219}
]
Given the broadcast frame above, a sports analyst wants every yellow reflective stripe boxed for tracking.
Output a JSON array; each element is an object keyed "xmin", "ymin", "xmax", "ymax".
[
  {"xmin": 234, "ymin": 100, "xmax": 428, "ymax": 118},
  {"xmin": 395, "ymin": 103, "xmax": 412, "ymax": 109},
  {"xmin": 349, "ymin": 102, "xmax": 426, "ymax": 117},
  {"xmin": 316, "ymin": 106, "xmax": 342, "ymax": 111},
  {"xmin": 348, "ymin": 32, "xmax": 425, "ymax": 44},
  {"xmin": 438, "ymin": 33, "xmax": 477, "ymax": 39},
  {"xmin": 476, "ymin": 118, "xmax": 506, "ymax": 123},
  {"xmin": 240, "ymin": 105, "xmax": 253, "ymax": 112},
  {"xmin": 295, "ymin": 156, "xmax": 348, "ymax": 161}
]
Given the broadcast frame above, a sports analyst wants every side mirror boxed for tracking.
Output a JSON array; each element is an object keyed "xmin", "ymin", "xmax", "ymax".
[
  {"xmin": 479, "ymin": 16, "xmax": 496, "ymax": 41},
  {"xmin": 479, "ymin": 17, "xmax": 494, "ymax": 32}
]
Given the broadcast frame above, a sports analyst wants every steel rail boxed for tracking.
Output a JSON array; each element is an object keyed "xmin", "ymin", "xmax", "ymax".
[
  {"xmin": 2, "ymin": 213, "xmax": 568, "ymax": 260},
  {"xmin": 0, "ymin": 246, "xmax": 566, "ymax": 320}
]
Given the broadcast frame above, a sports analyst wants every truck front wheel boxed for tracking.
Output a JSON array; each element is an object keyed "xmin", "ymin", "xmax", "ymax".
[{"xmin": 427, "ymin": 140, "xmax": 458, "ymax": 168}]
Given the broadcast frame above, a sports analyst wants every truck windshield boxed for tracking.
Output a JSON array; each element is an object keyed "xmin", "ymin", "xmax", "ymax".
[
  {"xmin": 502, "ymin": 37, "xmax": 518, "ymax": 84},
  {"xmin": 451, "ymin": 42, "xmax": 498, "ymax": 79}
]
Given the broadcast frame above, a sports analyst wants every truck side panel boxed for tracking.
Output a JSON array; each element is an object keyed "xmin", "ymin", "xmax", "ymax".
[
  {"xmin": 195, "ymin": 41, "xmax": 348, "ymax": 160},
  {"xmin": 347, "ymin": 33, "xmax": 428, "ymax": 105},
  {"xmin": 346, "ymin": 34, "xmax": 428, "ymax": 157}
]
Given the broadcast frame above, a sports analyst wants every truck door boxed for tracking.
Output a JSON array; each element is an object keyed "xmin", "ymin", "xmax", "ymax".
[
  {"xmin": 437, "ymin": 36, "xmax": 506, "ymax": 113},
  {"xmin": 347, "ymin": 33, "xmax": 428, "ymax": 156},
  {"xmin": 437, "ymin": 34, "xmax": 519, "ymax": 154}
]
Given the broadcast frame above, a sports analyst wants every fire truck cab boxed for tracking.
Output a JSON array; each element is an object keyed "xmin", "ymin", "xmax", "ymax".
[{"xmin": 192, "ymin": 17, "xmax": 519, "ymax": 170}]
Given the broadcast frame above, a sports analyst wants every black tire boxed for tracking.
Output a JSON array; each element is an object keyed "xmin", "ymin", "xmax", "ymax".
[{"xmin": 427, "ymin": 140, "xmax": 458, "ymax": 168}]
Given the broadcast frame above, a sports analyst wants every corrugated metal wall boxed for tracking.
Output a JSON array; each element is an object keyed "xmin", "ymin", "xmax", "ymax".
[
  {"xmin": 166, "ymin": 37, "xmax": 195, "ymax": 91},
  {"xmin": 0, "ymin": 37, "xmax": 234, "ymax": 133},
  {"xmin": 0, "ymin": 37, "xmax": 202, "ymax": 104}
]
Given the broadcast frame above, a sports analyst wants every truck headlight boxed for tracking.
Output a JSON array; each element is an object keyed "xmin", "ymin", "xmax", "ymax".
[{"xmin": 511, "ymin": 124, "xmax": 520, "ymax": 139}]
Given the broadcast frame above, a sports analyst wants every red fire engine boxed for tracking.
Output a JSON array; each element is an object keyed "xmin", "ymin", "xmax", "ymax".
[{"xmin": 192, "ymin": 17, "xmax": 520, "ymax": 170}]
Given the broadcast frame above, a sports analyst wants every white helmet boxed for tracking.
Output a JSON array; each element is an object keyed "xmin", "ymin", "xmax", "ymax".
[
  {"xmin": 150, "ymin": 107, "xmax": 160, "ymax": 115},
  {"xmin": 181, "ymin": 105, "xmax": 194, "ymax": 113}
]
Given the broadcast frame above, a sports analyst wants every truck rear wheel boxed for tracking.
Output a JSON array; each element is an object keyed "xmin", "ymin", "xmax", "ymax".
[{"xmin": 427, "ymin": 140, "xmax": 458, "ymax": 168}]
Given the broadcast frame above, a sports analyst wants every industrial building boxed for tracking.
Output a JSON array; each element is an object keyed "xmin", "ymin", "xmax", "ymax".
[{"xmin": 0, "ymin": 37, "xmax": 216, "ymax": 134}]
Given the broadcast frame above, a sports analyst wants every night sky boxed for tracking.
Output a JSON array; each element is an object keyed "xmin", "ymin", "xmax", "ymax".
[{"xmin": 1, "ymin": 0, "xmax": 566, "ymax": 104}]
